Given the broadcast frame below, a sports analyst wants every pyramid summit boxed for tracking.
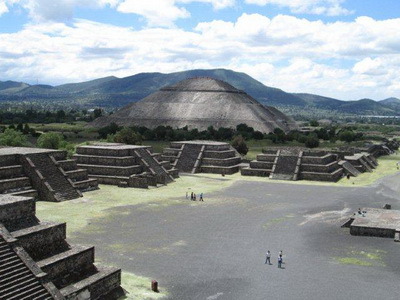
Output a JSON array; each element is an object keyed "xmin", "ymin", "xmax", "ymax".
[{"xmin": 91, "ymin": 77, "xmax": 298, "ymax": 133}]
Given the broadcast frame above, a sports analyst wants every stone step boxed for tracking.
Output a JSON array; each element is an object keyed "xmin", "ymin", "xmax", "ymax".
[
  {"xmin": 10, "ymin": 222, "xmax": 67, "ymax": 260},
  {"xmin": 65, "ymin": 169, "xmax": 88, "ymax": 180},
  {"xmin": 200, "ymin": 165, "xmax": 240, "ymax": 175},
  {"xmin": 0, "ymin": 177, "xmax": 31, "ymax": 193},
  {"xmin": 60, "ymin": 265, "xmax": 121, "ymax": 299},
  {"xmin": 89, "ymin": 174, "xmax": 129, "ymax": 185},
  {"xmin": 73, "ymin": 154, "xmax": 137, "ymax": 166},
  {"xmin": 2, "ymin": 281, "xmax": 46, "ymax": 300},
  {"xmin": 0, "ymin": 165, "xmax": 23, "ymax": 180},
  {"xmin": 77, "ymin": 163, "xmax": 143, "ymax": 176},
  {"xmin": 0, "ymin": 261, "xmax": 25, "ymax": 276},
  {"xmin": 57, "ymin": 159, "xmax": 78, "ymax": 171},
  {"xmin": 0, "ymin": 268, "xmax": 30, "ymax": 285},
  {"xmin": 73, "ymin": 179, "xmax": 98, "ymax": 191},
  {"xmin": 0, "ymin": 276, "xmax": 37, "ymax": 297},
  {"xmin": 241, "ymin": 167, "xmax": 272, "ymax": 177},
  {"xmin": 10, "ymin": 188, "xmax": 38, "ymax": 199},
  {"xmin": 37, "ymin": 245, "xmax": 95, "ymax": 283}
]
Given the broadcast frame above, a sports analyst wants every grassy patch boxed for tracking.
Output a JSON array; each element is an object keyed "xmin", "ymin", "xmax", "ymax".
[
  {"xmin": 333, "ymin": 249, "xmax": 386, "ymax": 267},
  {"xmin": 336, "ymin": 152, "xmax": 400, "ymax": 187},
  {"xmin": 120, "ymin": 272, "xmax": 167, "ymax": 300},
  {"xmin": 36, "ymin": 174, "xmax": 240, "ymax": 237},
  {"xmin": 334, "ymin": 257, "xmax": 373, "ymax": 266},
  {"xmin": 262, "ymin": 214, "xmax": 295, "ymax": 229}
]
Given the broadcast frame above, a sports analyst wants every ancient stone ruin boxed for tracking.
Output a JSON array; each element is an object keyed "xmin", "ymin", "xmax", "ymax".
[
  {"xmin": 161, "ymin": 141, "xmax": 242, "ymax": 174},
  {"xmin": 342, "ymin": 207, "xmax": 400, "ymax": 242},
  {"xmin": 0, "ymin": 194, "xmax": 123, "ymax": 299},
  {"xmin": 90, "ymin": 77, "xmax": 298, "ymax": 133},
  {"xmin": 242, "ymin": 149, "xmax": 344, "ymax": 182},
  {"xmin": 0, "ymin": 147, "xmax": 98, "ymax": 202},
  {"xmin": 73, "ymin": 143, "xmax": 178, "ymax": 188}
]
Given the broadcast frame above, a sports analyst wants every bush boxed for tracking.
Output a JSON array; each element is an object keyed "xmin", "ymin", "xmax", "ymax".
[
  {"xmin": 232, "ymin": 135, "xmax": 249, "ymax": 155},
  {"xmin": 305, "ymin": 135, "xmax": 320, "ymax": 148},
  {"xmin": 37, "ymin": 132, "xmax": 64, "ymax": 149},
  {"xmin": 114, "ymin": 127, "xmax": 142, "ymax": 145},
  {"xmin": 0, "ymin": 128, "xmax": 28, "ymax": 146}
]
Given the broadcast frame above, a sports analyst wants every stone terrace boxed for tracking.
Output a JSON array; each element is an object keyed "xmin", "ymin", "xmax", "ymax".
[
  {"xmin": 73, "ymin": 143, "xmax": 178, "ymax": 188},
  {"xmin": 0, "ymin": 147, "xmax": 98, "ymax": 202},
  {"xmin": 0, "ymin": 194, "xmax": 123, "ymax": 299},
  {"xmin": 161, "ymin": 140, "xmax": 242, "ymax": 175}
]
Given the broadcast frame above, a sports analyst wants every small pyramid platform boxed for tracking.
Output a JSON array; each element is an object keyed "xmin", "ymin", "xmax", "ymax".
[
  {"xmin": 0, "ymin": 147, "xmax": 98, "ymax": 202},
  {"xmin": 73, "ymin": 143, "xmax": 178, "ymax": 188},
  {"xmin": 161, "ymin": 141, "xmax": 242, "ymax": 175},
  {"xmin": 0, "ymin": 194, "xmax": 123, "ymax": 299},
  {"xmin": 242, "ymin": 149, "xmax": 344, "ymax": 182}
]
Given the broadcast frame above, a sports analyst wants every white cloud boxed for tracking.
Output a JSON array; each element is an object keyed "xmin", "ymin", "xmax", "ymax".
[
  {"xmin": 0, "ymin": 13, "xmax": 399, "ymax": 100},
  {"xmin": 1, "ymin": 0, "xmax": 118, "ymax": 21},
  {"xmin": 0, "ymin": 1, "xmax": 8, "ymax": 16},
  {"xmin": 117, "ymin": 0, "xmax": 235, "ymax": 27},
  {"xmin": 245, "ymin": 0, "xmax": 352, "ymax": 16},
  {"xmin": 117, "ymin": 0, "xmax": 189, "ymax": 27}
]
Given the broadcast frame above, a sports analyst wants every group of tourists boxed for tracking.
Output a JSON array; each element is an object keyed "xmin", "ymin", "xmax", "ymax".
[
  {"xmin": 186, "ymin": 191, "xmax": 204, "ymax": 201},
  {"xmin": 265, "ymin": 250, "xmax": 284, "ymax": 268}
]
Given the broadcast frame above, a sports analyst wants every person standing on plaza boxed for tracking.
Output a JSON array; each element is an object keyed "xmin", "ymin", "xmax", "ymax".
[
  {"xmin": 200, "ymin": 193, "xmax": 203, "ymax": 201},
  {"xmin": 278, "ymin": 255, "xmax": 283, "ymax": 268},
  {"xmin": 265, "ymin": 250, "xmax": 271, "ymax": 264}
]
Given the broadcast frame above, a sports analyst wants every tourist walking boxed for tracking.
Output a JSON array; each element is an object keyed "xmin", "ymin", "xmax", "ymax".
[
  {"xmin": 265, "ymin": 250, "xmax": 271, "ymax": 264},
  {"xmin": 200, "ymin": 193, "xmax": 204, "ymax": 201},
  {"xmin": 191, "ymin": 192, "xmax": 194, "ymax": 201},
  {"xmin": 278, "ymin": 255, "xmax": 283, "ymax": 268},
  {"xmin": 193, "ymin": 193, "xmax": 196, "ymax": 201}
]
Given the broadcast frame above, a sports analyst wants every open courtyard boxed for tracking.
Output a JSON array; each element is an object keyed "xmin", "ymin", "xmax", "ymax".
[{"xmin": 36, "ymin": 160, "xmax": 400, "ymax": 299}]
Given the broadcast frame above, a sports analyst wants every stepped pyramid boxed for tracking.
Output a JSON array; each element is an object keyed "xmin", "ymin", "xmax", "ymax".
[
  {"xmin": 91, "ymin": 77, "xmax": 298, "ymax": 133},
  {"xmin": 0, "ymin": 147, "xmax": 98, "ymax": 202},
  {"xmin": 0, "ymin": 194, "xmax": 123, "ymax": 299},
  {"xmin": 73, "ymin": 143, "xmax": 178, "ymax": 188},
  {"xmin": 242, "ymin": 149, "xmax": 344, "ymax": 182},
  {"xmin": 161, "ymin": 140, "xmax": 242, "ymax": 174}
]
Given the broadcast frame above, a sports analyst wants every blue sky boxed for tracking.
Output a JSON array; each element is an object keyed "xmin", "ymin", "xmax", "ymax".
[{"xmin": 0, "ymin": 0, "xmax": 399, "ymax": 100}]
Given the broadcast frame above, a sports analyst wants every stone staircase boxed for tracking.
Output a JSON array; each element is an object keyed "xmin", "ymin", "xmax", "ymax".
[
  {"xmin": 134, "ymin": 148, "xmax": 175, "ymax": 184},
  {"xmin": 0, "ymin": 194, "xmax": 124, "ymax": 300},
  {"xmin": 270, "ymin": 155, "xmax": 299, "ymax": 180},
  {"xmin": 27, "ymin": 154, "xmax": 80, "ymax": 202},
  {"xmin": 174, "ymin": 144, "xmax": 204, "ymax": 173},
  {"xmin": 0, "ymin": 236, "xmax": 54, "ymax": 300}
]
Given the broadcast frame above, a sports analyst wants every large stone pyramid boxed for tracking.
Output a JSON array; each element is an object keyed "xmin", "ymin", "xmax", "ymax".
[{"xmin": 91, "ymin": 77, "xmax": 298, "ymax": 133}]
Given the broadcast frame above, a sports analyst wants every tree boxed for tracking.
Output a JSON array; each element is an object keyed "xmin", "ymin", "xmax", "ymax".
[
  {"xmin": 232, "ymin": 135, "xmax": 249, "ymax": 155},
  {"xmin": 305, "ymin": 134, "xmax": 320, "ymax": 148},
  {"xmin": 98, "ymin": 122, "xmax": 121, "ymax": 139},
  {"xmin": 338, "ymin": 130, "xmax": 356, "ymax": 143},
  {"xmin": 0, "ymin": 129, "xmax": 28, "ymax": 146},
  {"xmin": 309, "ymin": 120, "xmax": 319, "ymax": 127},
  {"xmin": 37, "ymin": 132, "xmax": 64, "ymax": 149},
  {"xmin": 93, "ymin": 108, "xmax": 102, "ymax": 119},
  {"xmin": 23, "ymin": 123, "xmax": 31, "ymax": 135},
  {"xmin": 114, "ymin": 127, "xmax": 142, "ymax": 145}
]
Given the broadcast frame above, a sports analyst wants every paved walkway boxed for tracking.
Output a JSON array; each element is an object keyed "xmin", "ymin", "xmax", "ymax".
[{"xmin": 73, "ymin": 174, "xmax": 400, "ymax": 300}]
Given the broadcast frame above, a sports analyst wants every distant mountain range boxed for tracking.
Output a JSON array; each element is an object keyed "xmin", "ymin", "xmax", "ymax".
[{"xmin": 1, "ymin": 69, "xmax": 399, "ymax": 117}]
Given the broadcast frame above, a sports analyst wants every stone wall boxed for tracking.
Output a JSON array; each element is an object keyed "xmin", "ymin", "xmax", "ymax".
[{"xmin": 350, "ymin": 226, "xmax": 395, "ymax": 238}]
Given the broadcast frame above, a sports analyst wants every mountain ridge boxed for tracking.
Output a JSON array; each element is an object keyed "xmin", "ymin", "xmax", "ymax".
[{"xmin": 0, "ymin": 69, "xmax": 398, "ymax": 116}]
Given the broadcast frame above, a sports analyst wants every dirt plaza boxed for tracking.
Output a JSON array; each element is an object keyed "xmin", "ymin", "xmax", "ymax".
[{"xmin": 37, "ymin": 171, "xmax": 400, "ymax": 300}]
